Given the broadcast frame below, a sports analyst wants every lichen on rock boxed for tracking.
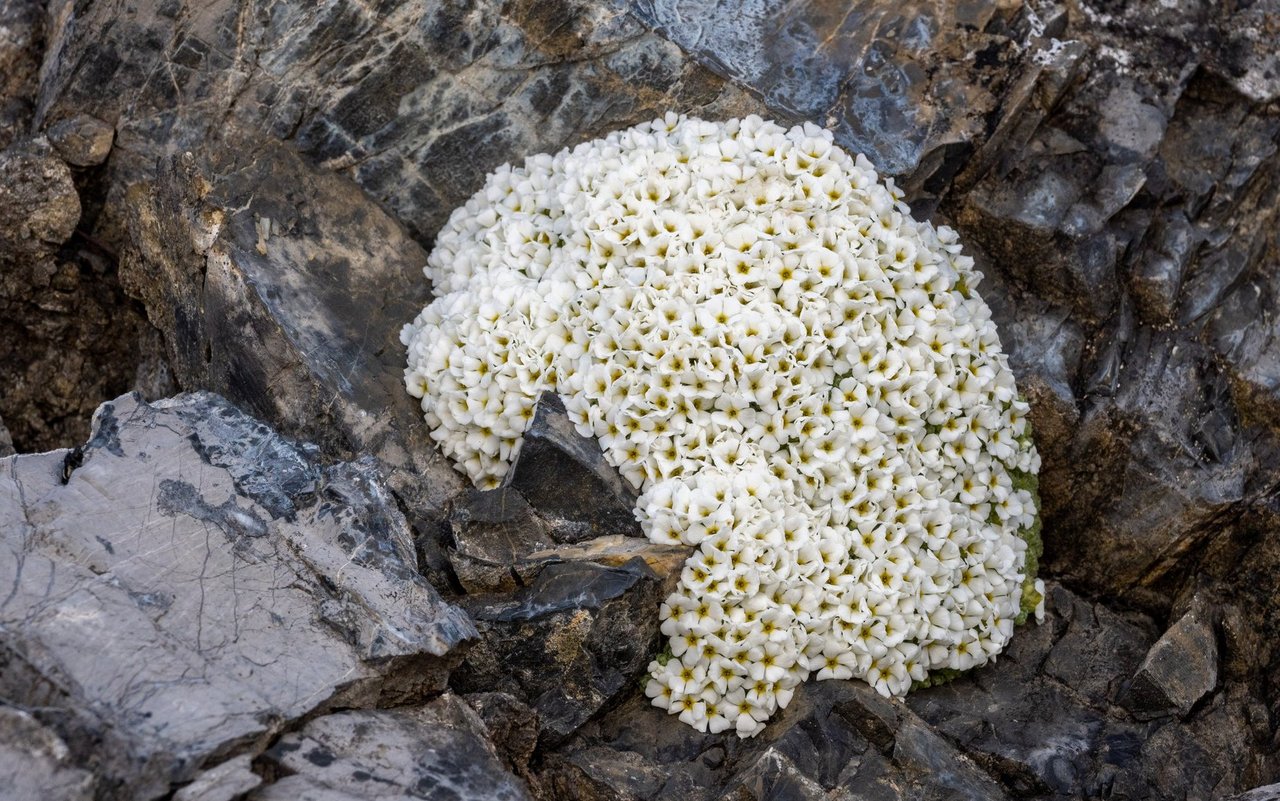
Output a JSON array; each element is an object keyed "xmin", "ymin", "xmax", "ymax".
[{"xmin": 404, "ymin": 113, "xmax": 1041, "ymax": 737}]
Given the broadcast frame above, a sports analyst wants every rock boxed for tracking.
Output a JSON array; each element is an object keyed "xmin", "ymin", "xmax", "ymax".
[
  {"xmin": 507, "ymin": 392, "xmax": 641, "ymax": 543},
  {"xmin": 0, "ymin": 141, "xmax": 80, "ymax": 260},
  {"xmin": 621, "ymin": 0, "xmax": 1056, "ymax": 209},
  {"xmin": 0, "ymin": 392, "xmax": 475, "ymax": 801},
  {"xmin": 35, "ymin": 0, "xmax": 762, "ymax": 248},
  {"xmin": 0, "ymin": 138, "xmax": 163, "ymax": 453},
  {"xmin": 453, "ymin": 557, "xmax": 671, "ymax": 745},
  {"xmin": 1123, "ymin": 602, "xmax": 1219, "ymax": 719},
  {"xmin": 172, "ymin": 755, "xmax": 262, "ymax": 801},
  {"xmin": 448, "ymin": 487, "xmax": 557, "ymax": 593},
  {"xmin": 251, "ymin": 693, "xmax": 532, "ymax": 800},
  {"xmin": 0, "ymin": 412, "xmax": 13, "ymax": 457},
  {"xmin": 46, "ymin": 114, "xmax": 114, "ymax": 167},
  {"xmin": 0, "ymin": 707, "xmax": 95, "ymax": 801},
  {"xmin": 0, "ymin": 0, "xmax": 43, "ymax": 149},
  {"xmin": 1228, "ymin": 784, "xmax": 1280, "ymax": 801},
  {"xmin": 121, "ymin": 129, "xmax": 467, "ymax": 538},
  {"xmin": 464, "ymin": 692, "xmax": 541, "ymax": 775}
]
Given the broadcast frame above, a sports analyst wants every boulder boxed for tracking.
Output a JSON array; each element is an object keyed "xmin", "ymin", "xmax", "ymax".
[{"xmin": 0, "ymin": 392, "xmax": 475, "ymax": 801}]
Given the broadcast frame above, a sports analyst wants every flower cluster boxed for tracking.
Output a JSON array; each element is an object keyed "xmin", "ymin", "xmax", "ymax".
[{"xmin": 403, "ymin": 114, "xmax": 1042, "ymax": 738}]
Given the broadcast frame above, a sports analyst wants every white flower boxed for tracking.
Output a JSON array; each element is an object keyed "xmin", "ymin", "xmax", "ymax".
[{"xmin": 403, "ymin": 114, "xmax": 1041, "ymax": 739}]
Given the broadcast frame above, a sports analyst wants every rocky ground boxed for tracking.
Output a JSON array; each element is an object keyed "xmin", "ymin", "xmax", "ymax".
[{"xmin": 1, "ymin": 0, "xmax": 1278, "ymax": 799}]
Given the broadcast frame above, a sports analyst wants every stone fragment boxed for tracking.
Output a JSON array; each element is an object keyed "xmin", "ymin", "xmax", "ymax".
[
  {"xmin": 0, "ymin": 141, "xmax": 80, "ymax": 259},
  {"xmin": 0, "ymin": 707, "xmax": 95, "ymax": 801},
  {"xmin": 121, "ymin": 130, "xmax": 466, "ymax": 532},
  {"xmin": 46, "ymin": 114, "xmax": 114, "ymax": 166},
  {"xmin": 1123, "ymin": 602, "xmax": 1219, "ymax": 719},
  {"xmin": 251, "ymin": 694, "xmax": 531, "ymax": 801},
  {"xmin": 454, "ymin": 558, "xmax": 668, "ymax": 744},
  {"xmin": 507, "ymin": 392, "xmax": 641, "ymax": 542},
  {"xmin": 448, "ymin": 487, "xmax": 556, "ymax": 593},
  {"xmin": 464, "ymin": 692, "xmax": 540, "ymax": 774},
  {"xmin": 172, "ymin": 755, "xmax": 262, "ymax": 801},
  {"xmin": 0, "ymin": 392, "xmax": 475, "ymax": 801}
]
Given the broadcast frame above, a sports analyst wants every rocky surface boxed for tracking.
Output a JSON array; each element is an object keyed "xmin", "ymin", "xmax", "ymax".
[
  {"xmin": 0, "ymin": 392, "xmax": 475, "ymax": 801},
  {"xmin": 252, "ymin": 694, "xmax": 530, "ymax": 801},
  {"xmin": 0, "ymin": 707, "xmax": 94, "ymax": 801},
  {"xmin": 2, "ymin": 0, "xmax": 1279, "ymax": 798},
  {"xmin": 0, "ymin": 136, "xmax": 169, "ymax": 453}
]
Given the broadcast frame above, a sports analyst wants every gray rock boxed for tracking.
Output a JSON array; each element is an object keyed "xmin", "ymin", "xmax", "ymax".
[
  {"xmin": 1123, "ymin": 602, "xmax": 1219, "ymax": 719},
  {"xmin": 35, "ymin": 0, "xmax": 762, "ymax": 247},
  {"xmin": 121, "ymin": 130, "xmax": 467, "ymax": 542},
  {"xmin": 251, "ymin": 693, "xmax": 531, "ymax": 800},
  {"xmin": 506, "ymin": 393, "xmax": 642, "ymax": 543},
  {"xmin": 0, "ymin": 706, "xmax": 95, "ymax": 801},
  {"xmin": 0, "ymin": 392, "xmax": 475, "ymax": 801},
  {"xmin": 1227, "ymin": 783, "xmax": 1280, "ymax": 801},
  {"xmin": 46, "ymin": 114, "xmax": 114, "ymax": 167},
  {"xmin": 172, "ymin": 755, "xmax": 261, "ymax": 801},
  {"xmin": 621, "ymin": 0, "xmax": 1055, "ymax": 208},
  {"xmin": 454, "ymin": 556, "xmax": 673, "ymax": 745}
]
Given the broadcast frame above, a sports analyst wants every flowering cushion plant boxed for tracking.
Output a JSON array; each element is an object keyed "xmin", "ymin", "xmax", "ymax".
[{"xmin": 403, "ymin": 114, "xmax": 1043, "ymax": 738}]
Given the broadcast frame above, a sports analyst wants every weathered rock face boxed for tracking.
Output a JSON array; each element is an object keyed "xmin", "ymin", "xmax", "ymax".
[
  {"xmin": 35, "ymin": 0, "xmax": 762, "ymax": 247},
  {"xmin": 121, "ymin": 130, "xmax": 471, "ymax": 563},
  {"xmin": 5, "ymin": 0, "xmax": 1280, "ymax": 797},
  {"xmin": 0, "ymin": 707, "xmax": 94, "ymax": 801},
  {"xmin": 0, "ymin": 392, "xmax": 475, "ymax": 801},
  {"xmin": 252, "ymin": 694, "xmax": 531, "ymax": 800},
  {"xmin": 0, "ymin": 136, "xmax": 169, "ymax": 453},
  {"xmin": 0, "ymin": 0, "xmax": 43, "ymax": 150},
  {"xmin": 542, "ymin": 583, "xmax": 1274, "ymax": 800}
]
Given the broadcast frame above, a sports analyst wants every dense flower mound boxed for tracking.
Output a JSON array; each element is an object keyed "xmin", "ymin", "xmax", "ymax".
[{"xmin": 403, "ymin": 114, "xmax": 1041, "ymax": 738}]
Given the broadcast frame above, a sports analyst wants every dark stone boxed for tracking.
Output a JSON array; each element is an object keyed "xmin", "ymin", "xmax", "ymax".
[
  {"xmin": 464, "ymin": 692, "xmax": 540, "ymax": 774},
  {"xmin": 251, "ymin": 694, "xmax": 532, "ymax": 800},
  {"xmin": 507, "ymin": 393, "xmax": 641, "ymax": 543},
  {"xmin": 0, "ymin": 0, "xmax": 43, "ymax": 150},
  {"xmin": 0, "ymin": 138, "xmax": 166, "ymax": 453},
  {"xmin": 1228, "ymin": 784, "xmax": 1280, "ymax": 801},
  {"xmin": 0, "ymin": 392, "xmax": 475, "ymax": 801},
  {"xmin": 34, "ymin": 0, "xmax": 762, "ymax": 248},
  {"xmin": 454, "ymin": 558, "xmax": 671, "ymax": 745},
  {"xmin": 46, "ymin": 114, "xmax": 115, "ymax": 167},
  {"xmin": 120, "ymin": 129, "xmax": 467, "ymax": 555},
  {"xmin": 0, "ymin": 141, "xmax": 79, "ymax": 260},
  {"xmin": 1122, "ymin": 601, "xmax": 1219, "ymax": 720},
  {"xmin": 448, "ymin": 487, "xmax": 556, "ymax": 593}
]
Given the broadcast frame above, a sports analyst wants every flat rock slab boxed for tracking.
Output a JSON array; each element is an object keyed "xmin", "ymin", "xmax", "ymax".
[
  {"xmin": 251, "ymin": 693, "xmax": 531, "ymax": 801},
  {"xmin": 0, "ymin": 392, "xmax": 476, "ymax": 801},
  {"xmin": 122, "ymin": 130, "xmax": 466, "ymax": 531}
]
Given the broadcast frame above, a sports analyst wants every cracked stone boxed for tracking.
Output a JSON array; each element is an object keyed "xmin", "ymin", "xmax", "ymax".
[
  {"xmin": 0, "ymin": 392, "xmax": 475, "ymax": 801},
  {"xmin": 251, "ymin": 693, "xmax": 531, "ymax": 801}
]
